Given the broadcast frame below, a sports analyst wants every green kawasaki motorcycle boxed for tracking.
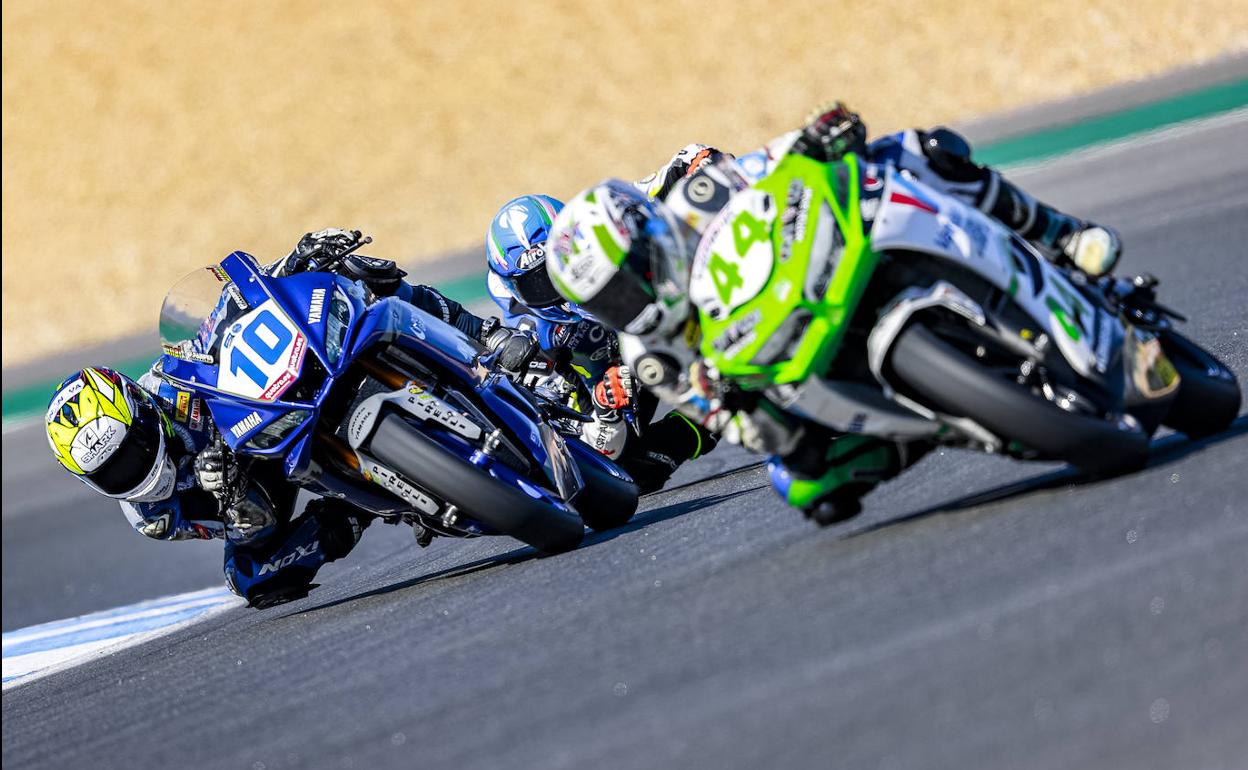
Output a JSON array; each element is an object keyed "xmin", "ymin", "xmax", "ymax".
[{"xmin": 687, "ymin": 153, "xmax": 1240, "ymax": 477}]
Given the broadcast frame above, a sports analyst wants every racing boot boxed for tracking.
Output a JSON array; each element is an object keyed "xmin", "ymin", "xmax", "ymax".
[
  {"xmin": 769, "ymin": 434, "xmax": 920, "ymax": 526},
  {"xmin": 912, "ymin": 128, "xmax": 1122, "ymax": 278},
  {"xmin": 621, "ymin": 412, "xmax": 718, "ymax": 494},
  {"xmin": 990, "ymin": 178, "xmax": 1122, "ymax": 277}
]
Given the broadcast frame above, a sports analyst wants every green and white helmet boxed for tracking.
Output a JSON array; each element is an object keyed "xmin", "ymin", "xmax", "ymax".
[{"xmin": 545, "ymin": 180, "xmax": 697, "ymax": 339}]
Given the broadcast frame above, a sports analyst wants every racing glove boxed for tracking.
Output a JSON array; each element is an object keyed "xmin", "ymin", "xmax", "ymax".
[
  {"xmin": 223, "ymin": 486, "xmax": 278, "ymax": 545},
  {"xmin": 194, "ymin": 444, "xmax": 237, "ymax": 497},
  {"xmin": 483, "ymin": 323, "xmax": 540, "ymax": 376},
  {"xmin": 593, "ymin": 365, "xmax": 634, "ymax": 411},
  {"xmin": 287, "ymin": 228, "xmax": 361, "ymax": 267},
  {"xmin": 792, "ymin": 102, "xmax": 868, "ymax": 163}
]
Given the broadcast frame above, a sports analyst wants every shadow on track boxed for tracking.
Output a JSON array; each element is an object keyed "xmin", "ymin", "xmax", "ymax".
[
  {"xmin": 582, "ymin": 483, "xmax": 770, "ymax": 549},
  {"xmin": 291, "ymin": 469, "xmax": 770, "ymax": 615},
  {"xmin": 651, "ymin": 461, "xmax": 764, "ymax": 497},
  {"xmin": 848, "ymin": 416, "xmax": 1247, "ymax": 538},
  {"xmin": 290, "ymin": 546, "xmax": 538, "ymax": 616}
]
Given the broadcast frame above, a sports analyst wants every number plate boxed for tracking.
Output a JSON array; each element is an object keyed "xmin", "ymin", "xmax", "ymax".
[
  {"xmin": 689, "ymin": 188, "xmax": 777, "ymax": 320},
  {"xmin": 217, "ymin": 300, "xmax": 308, "ymax": 401}
]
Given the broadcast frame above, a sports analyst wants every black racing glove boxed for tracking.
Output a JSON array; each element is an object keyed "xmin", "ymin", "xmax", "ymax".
[
  {"xmin": 222, "ymin": 486, "xmax": 278, "ymax": 545},
  {"xmin": 792, "ymin": 102, "xmax": 868, "ymax": 162},
  {"xmin": 194, "ymin": 443, "xmax": 237, "ymax": 498},
  {"xmin": 483, "ymin": 323, "xmax": 540, "ymax": 376}
]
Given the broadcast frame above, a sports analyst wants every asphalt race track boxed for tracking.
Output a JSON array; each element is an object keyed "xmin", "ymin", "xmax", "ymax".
[{"xmin": 4, "ymin": 111, "xmax": 1247, "ymax": 769}]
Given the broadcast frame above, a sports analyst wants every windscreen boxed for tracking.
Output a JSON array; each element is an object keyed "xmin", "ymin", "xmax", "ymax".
[{"xmin": 159, "ymin": 265, "xmax": 245, "ymax": 362}]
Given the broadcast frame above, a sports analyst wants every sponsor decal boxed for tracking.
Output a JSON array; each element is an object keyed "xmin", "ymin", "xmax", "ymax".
[
  {"xmin": 1094, "ymin": 310, "xmax": 1116, "ymax": 372},
  {"xmin": 162, "ymin": 341, "xmax": 215, "ymax": 365},
  {"xmin": 712, "ymin": 309, "xmax": 762, "ymax": 356},
  {"xmin": 409, "ymin": 315, "xmax": 426, "ymax": 340},
  {"xmin": 257, "ymin": 542, "xmax": 320, "ymax": 575},
  {"xmin": 189, "ymin": 398, "xmax": 204, "ymax": 431},
  {"xmin": 363, "ymin": 461, "xmax": 438, "ymax": 513},
  {"xmin": 518, "ymin": 245, "xmax": 546, "ymax": 269},
  {"xmin": 889, "ymin": 192, "xmax": 939, "ymax": 215},
  {"xmin": 347, "ymin": 402, "xmax": 377, "ymax": 446},
  {"xmin": 230, "ymin": 411, "xmax": 263, "ymax": 439},
  {"xmin": 261, "ymin": 371, "xmax": 296, "ymax": 401},
  {"xmin": 963, "ymin": 218, "xmax": 988, "ymax": 257},
  {"xmin": 286, "ymin": 332, "xmax": 307, "ymax": 369},
  {"xmin": 225, "ymin": 282, "xmax": 248, "ymax": 310},
  {"xmin": 46, "ymin": 378, "xmax": 85, "ymax": 423},
  {"xmin": 307, "ymin": 288, "xmax": 326, "ymax": 324},
  {"xmin": 778, "ymin": 179, "xmax": 812, "ymax": 263},
  {"xmin": 887, "ymin": 175, "xmax": 942, "ymax": 216},
  {"xmin": 73, "ymin": 419, "xmax": 120, "ymax": 469},
  {"xmin": 175, "ymin": 391, "xmax": 191, "ymax": 423},
  {"xmin": 222, "ymin": 323, "xmax": 243, "ymax": 350}
]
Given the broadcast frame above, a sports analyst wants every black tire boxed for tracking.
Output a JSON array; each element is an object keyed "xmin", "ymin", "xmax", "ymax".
[
  {"xmin": 368, "ymin": 414, "xmax": 584, "ymax": 554},
  {"xmin": 567, "ymin": 441, "xmax": 641, "ymax": 532},
  {"xmin": 891, "ymin": 324, "xmax": 1150, "ymax": 474},
  {"xmin": 1159, "ymin": 330, "xmax": 1241, "ymax": 439}
]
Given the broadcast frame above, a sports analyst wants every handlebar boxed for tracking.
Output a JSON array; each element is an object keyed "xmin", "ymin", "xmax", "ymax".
[{"xmin": 287, "ymin": 231, "xmax": 374, "ymax": 276}]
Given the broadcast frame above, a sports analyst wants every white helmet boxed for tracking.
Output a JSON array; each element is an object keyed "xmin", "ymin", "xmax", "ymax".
[{"xmin": 545, "ymin": 180, "xmax": 697, "ymax": 339}]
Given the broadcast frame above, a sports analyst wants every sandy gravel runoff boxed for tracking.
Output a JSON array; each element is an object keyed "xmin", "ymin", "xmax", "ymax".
[{"xmin": 3, "ymin": 0, "xmax": 1245, "ymax": 367}]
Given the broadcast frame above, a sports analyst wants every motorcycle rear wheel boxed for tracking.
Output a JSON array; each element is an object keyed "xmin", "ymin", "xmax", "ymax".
[
  {"xmin": 368, "ymin": 414, "xmax": 585, "ymax": 554},
  {"xmin": 890, "ymin": 324, "xmax": 1150, "ymax": 474}
]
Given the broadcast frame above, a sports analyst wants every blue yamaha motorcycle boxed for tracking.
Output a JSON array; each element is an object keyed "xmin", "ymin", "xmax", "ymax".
[{"xmin": 157, "ymin": 242, "xmax": 639, "ymax": 554}]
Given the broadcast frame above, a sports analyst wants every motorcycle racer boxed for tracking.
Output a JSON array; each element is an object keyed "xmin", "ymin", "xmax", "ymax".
[
  {"xmin": 543, "ymin": 105, "xmax": 1124, "ymax": 523},
  {"xmin": 45, "ymin": 230, "xmax": 542, "ymax": 607},
  {"xmin": 734, "ymin": 105, "xmax": 1121, "ymax": 277},
  {"xmin": 485, "ymin": 189, "xmax": 719, "ymax": 492}
]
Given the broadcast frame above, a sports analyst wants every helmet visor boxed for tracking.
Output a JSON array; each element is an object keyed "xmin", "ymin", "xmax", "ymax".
[
  {"xmin": 577, "ymin": 248, "xmax": 659, "ymax": 333},
  {"xmin": 85, "ymin": 387, "xmax": 166, "ymax": 497},
  {"xmin": 504, "ymin": 252, "xmax": 566, "ymax": 309}
]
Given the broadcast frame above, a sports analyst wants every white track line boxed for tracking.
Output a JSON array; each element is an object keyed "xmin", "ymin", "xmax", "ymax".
[{"xmin": 2, "ymin": 586, "xmax": 242, "ymax": 690}]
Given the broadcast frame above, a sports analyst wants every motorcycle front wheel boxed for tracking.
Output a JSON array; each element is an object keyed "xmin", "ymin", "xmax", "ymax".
[
  {"xmin": 368, "ymin": 414, "xmax": 585, "ymax": 554},
  {"xmin": 1158, "ymin": 330, "xmax": 1241, "ymax": 439}
]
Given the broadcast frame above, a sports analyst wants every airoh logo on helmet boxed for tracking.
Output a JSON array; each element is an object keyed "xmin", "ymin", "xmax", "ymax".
[{"xmin": 518, "ymin": 245, "xmax": 546, "ymax": 269}]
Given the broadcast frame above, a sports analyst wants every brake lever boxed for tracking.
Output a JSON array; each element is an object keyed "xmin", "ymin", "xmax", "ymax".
[{"xmin": 537, "ymin": 396, "xmax": 593, "ymax": 424}]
